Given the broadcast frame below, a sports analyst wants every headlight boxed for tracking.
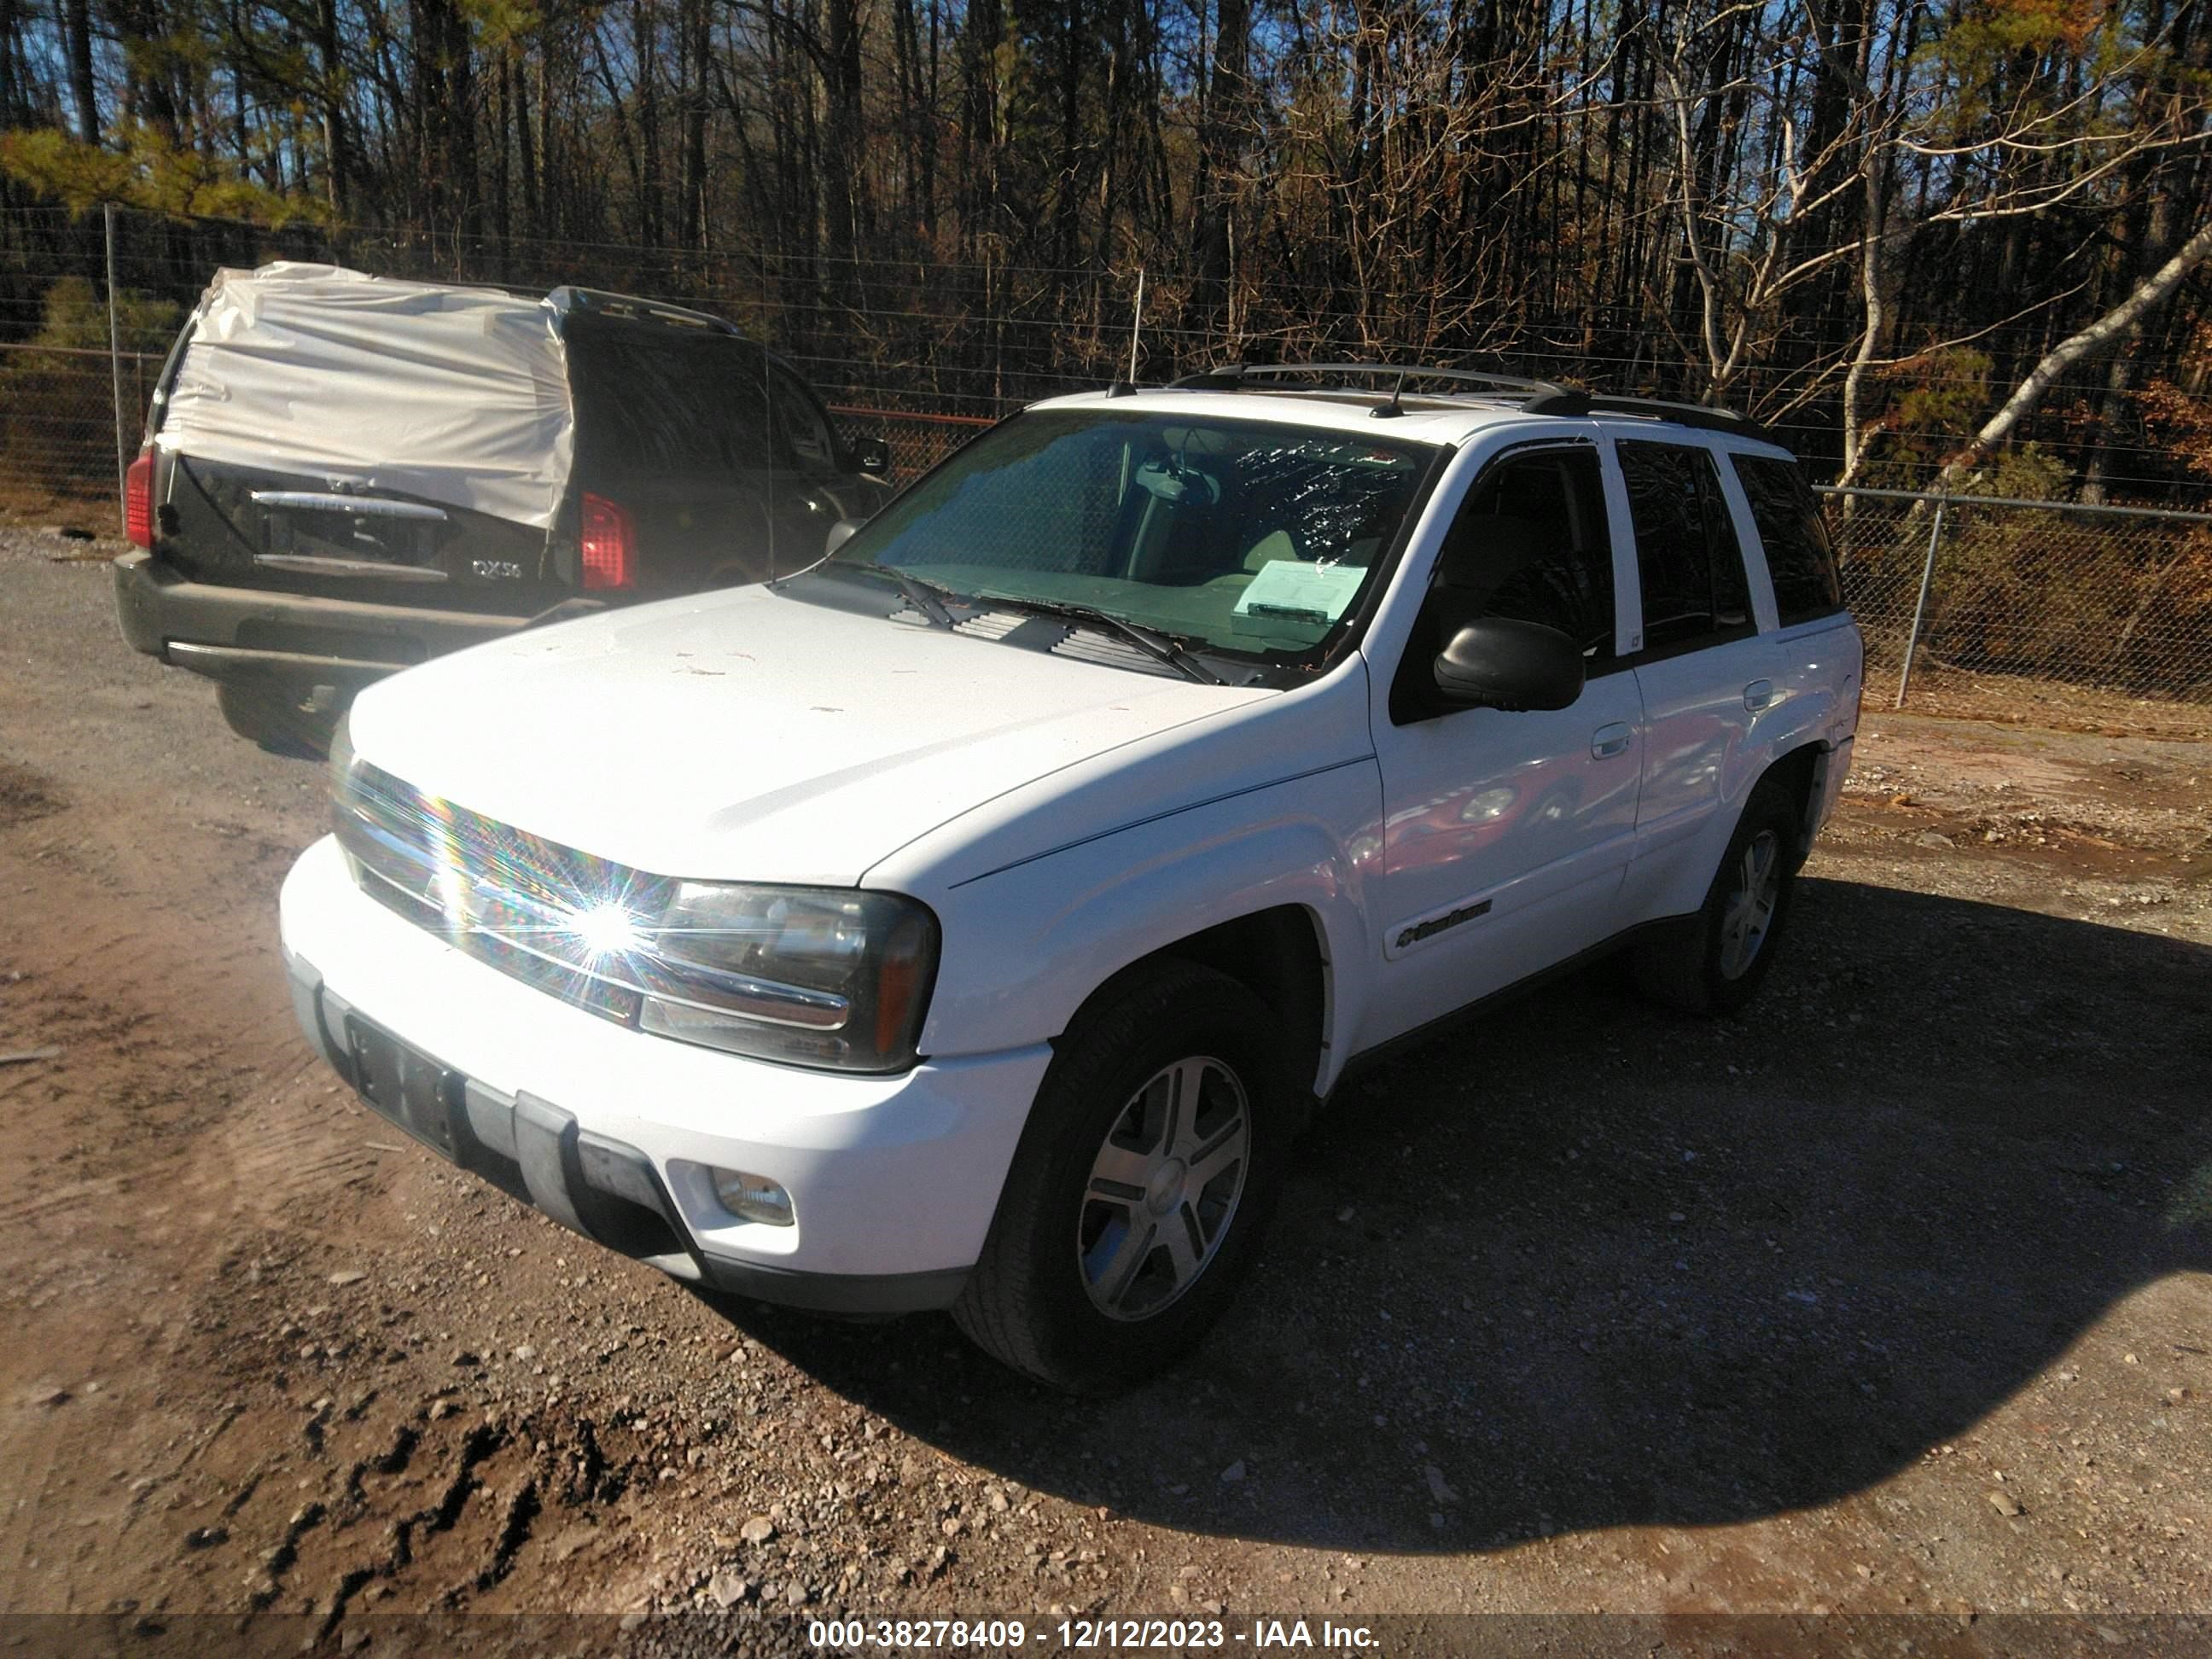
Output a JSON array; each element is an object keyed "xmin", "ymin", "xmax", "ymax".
[
  {"xmin": 325, "ymin": 733, "xmax": 938, "ymax": 1073},
  {"xmin": 632, "ymin": 882, "xmax": 939, "ymax": 1073}
]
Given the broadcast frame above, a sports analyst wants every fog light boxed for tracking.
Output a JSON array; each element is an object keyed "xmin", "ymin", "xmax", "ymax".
[{"xmin": 711, "ymin": 1167, "xmax": 795, "ymax": 1227}]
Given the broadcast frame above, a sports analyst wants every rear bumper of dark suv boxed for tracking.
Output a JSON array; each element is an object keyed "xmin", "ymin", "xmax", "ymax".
[{"xmin": 113, "ymin": 550, "xmax": 533, "ymax": 688}]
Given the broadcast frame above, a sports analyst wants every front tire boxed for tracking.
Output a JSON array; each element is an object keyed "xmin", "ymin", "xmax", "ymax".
[
  {"xmin": 953, "ymin": 962, "xmax": 1291, "ymax": 1393},
  {"xmin": 1633, "ymin": 776, "xmax": 1804, "ymax": 1016}
]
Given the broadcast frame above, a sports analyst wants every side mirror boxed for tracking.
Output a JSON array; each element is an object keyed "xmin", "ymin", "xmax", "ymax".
[
  {"xmin": 850, "ymin": 439, "xmax": 892, "ymax": 477},
  {"xmin": 1433, "ymin": 616, "xmax": 1584, "ymax": 711},
  {"xmin": 824, "ymin": 517, "xmax": 866, "ymax": 558}
]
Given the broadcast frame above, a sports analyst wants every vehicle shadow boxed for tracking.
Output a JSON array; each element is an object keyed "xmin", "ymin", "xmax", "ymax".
[{"xmin": 699, "ymin": 877, "xmax": 2212, "ymax": 1552}]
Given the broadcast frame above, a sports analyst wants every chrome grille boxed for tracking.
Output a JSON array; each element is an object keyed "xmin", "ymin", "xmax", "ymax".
[{"xmin": 333, "ymin": 760, "xmax": 671, "ymax": 1026}]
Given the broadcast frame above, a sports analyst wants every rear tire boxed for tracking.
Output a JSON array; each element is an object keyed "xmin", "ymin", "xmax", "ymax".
[
  {"xmin": 953, "ymin": 961, "xmax": 1291, "ymax": 1394},
  {"xmin": 216, "ymin": 681, "xmax": 335, "ymax": 760},
  {"xmin": 1633, "ymin": 777, "xmax": 1803, "ymax": 1016}
]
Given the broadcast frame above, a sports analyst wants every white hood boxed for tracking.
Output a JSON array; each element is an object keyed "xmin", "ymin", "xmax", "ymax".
[{"xmin": 345, "ymin": 585, "xmax": 1272, "ymax": 886}]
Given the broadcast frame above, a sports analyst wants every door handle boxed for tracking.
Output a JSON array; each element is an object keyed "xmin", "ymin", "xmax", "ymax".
[
  {"xmin": 1591, "ymin": 722, "xmax": 1633, "ymax": 759},
  {"xmin": 1743, "ymin": 680, "xmax": 1774, "ymax": 713}
]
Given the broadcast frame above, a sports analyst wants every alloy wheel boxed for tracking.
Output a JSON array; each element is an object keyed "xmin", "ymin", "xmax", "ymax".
[
  {"xmin": 1075, "ymin": 1056, "xmax": 1250, "ymax": 1321},
  {"xmin": 1718, "ymin": 828, "xmax": 1782, "ymax": 980}
]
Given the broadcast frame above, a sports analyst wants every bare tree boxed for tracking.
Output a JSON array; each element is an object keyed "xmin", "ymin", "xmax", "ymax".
[{"xmin": 1931, "ymin": 217, "xmax": 2212, "ymax": 493}]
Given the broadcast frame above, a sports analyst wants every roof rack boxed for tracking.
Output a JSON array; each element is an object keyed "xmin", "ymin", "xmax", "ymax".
[
  {"xmin": 545, "ymin": 286, "xmax": 745, "ymax": 336},
  {"xmin": 1522, "ymin": 390, "xmax": 1768, "ymax": 440},
  {"xmin": 1169, "ymin": 362, "xmax": 1568, "ymax": 400},
  {"xmin": 1163, "ymin": 360, "xmax": 1771, "ymax": 439}
]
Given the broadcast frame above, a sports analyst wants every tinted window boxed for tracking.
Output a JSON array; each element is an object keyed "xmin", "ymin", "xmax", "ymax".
[
  {"xmin": 1617, "ymin": 439, "xmax": 1753, "ymax": 652},
  {"xmin": 1733, "ymin": 454, "xmax": 1842, "ymax": 623},
  {"xmin": 1440, "ymin": 446, "xmax": 1615, "ymax": 659},
  {"xmin": 568, "ymin": 332, "xmax": 781, "ymax": 473},
  {"xmin": 768, "ymin": 364, "xmax": 840, "ymax": 475}
]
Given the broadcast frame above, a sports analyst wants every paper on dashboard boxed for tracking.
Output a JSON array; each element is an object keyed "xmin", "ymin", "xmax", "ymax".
[{"xmin": 1232, "ymin": 559, "xmax": 1366, "ymax": 623}]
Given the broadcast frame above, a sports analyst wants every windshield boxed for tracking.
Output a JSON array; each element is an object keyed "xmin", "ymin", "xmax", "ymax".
[{"xmin": 821, "ymin": 409, "xmax": 1438, "ymax": 664}]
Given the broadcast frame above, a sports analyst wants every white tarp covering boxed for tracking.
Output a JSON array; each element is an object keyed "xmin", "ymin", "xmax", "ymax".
[{"xmin": 158, "ymin": 263, "xmax": 573, "ymax": 533}]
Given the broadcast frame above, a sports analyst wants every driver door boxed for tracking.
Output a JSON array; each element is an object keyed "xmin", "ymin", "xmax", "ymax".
[{"xmin": 1364, "ymin": 442, "xmax": 1645, "ymax": 1045}]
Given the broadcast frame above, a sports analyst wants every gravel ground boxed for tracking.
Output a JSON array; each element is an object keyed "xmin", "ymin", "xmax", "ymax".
[{"xmin": 2, "ymin": 530, "xmax": 2208, "ymax": 1644}]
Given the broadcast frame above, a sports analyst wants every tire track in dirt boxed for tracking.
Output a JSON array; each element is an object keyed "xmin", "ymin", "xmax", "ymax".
[
  {"xmin": 0, "ymin": 805, "xmax": 364, "ymax": 1249},
  {"xmin": 0, "ymin": 1415, "xmax": 61, "ymax": 1610},
  {"xmin": 0, "ymin": 745, "xmax": 396, "ymax": 1622},
  {"xmin": 213, "ymin": 1080, "xmax": 385, "ymax": 1221},
  {"xmin": 0, "ymin": 1174, "xmax": 127, "ymax": 1238}
]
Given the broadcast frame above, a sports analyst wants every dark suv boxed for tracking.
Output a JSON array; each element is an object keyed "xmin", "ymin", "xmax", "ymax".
[{"xmin": 113, "ymin": 266, "xmax": 890, "ymax": 753}]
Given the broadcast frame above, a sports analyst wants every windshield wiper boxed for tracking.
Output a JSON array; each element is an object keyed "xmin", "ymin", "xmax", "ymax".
[
  {"xmin": 975, "ymin": 592, "xmax": 1225, "ymax": 686},
  {"xmin": 832, "ymin": 561, "xmax": 964, "ymax": 629}
]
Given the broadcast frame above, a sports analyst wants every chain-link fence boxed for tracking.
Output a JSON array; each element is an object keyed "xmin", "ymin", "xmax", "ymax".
[
  {"xmin": 0, "ymin": 341, "xmax": 160, "ymax": 509},
  {"xmin": 828, "ymin": 405, "xmax": 993, "ymax": 481},
  {"xmin": 0, "ymin": 343, "xmax": 984, "ymax": 509},
  {"xmin": 4, "ymin": 205, "xmax": 2208, "ymax": 709},
  {"xmin": 0, "ymin": 201, "xmax": 1005, "ymax": 520},
  {"xmin": 1825, "ymin": 486, "xmax": 2212, "ymax": 707}
]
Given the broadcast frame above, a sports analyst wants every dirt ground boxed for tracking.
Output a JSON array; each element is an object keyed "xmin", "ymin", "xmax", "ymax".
[{"xmin": 2, "ymin": 533, "xmax": 2208, "ymax": 1645}]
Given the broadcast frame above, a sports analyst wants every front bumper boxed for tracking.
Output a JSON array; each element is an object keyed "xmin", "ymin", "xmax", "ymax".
[
  {"xmin": 279, "ymin": 835, "xmax": 1051, "ymax": 1313},
  {"xmin": 113, "ymin": 550, "xmax": 530, "ymax": 687}
]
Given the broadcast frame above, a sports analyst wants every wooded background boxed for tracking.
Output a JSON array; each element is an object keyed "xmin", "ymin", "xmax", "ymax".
[{"xmin": 1, "ymin": 0, "xmax": 2209, "ymax": 498}]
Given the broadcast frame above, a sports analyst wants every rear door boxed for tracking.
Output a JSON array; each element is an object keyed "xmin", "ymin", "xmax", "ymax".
[
  {"xmin": 154, "ymin": 450, "xmax": 563, "ymax": 617},
  {"xmin": 143, "ymin": 289, "xmax": 573, "ymax": 618},
  {"xmin": 1609, "ymin": 436, "xmax": 1780, "ymax": 911}
]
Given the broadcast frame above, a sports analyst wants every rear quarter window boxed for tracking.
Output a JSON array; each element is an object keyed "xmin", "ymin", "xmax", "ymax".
[{"xmin": 1732, "ymin": 454, "xmax": 1843, "ymax": 624}]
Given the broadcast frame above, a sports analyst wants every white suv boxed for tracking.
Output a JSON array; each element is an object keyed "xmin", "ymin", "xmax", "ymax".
[{"xmin": 278, "ymin": 364, "xmax": 1861, "ymax": 1392}]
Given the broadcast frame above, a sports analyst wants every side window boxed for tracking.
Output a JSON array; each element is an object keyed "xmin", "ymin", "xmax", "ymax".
[
  {"xmin": 569, "ymin": 333, "xmax": 777, "ymax": 473},
  {"xmin": 768, "ymin": 364, "xmax": 840, "ymax": 476},
  {"xmin": 1616, "ymin": 439, "xmax": 1754, "ymax": 652},
  {"xmin": 1436, "ymin": 446, "xmax": 1616, "ymax": 658},
  {"xmin": 1392, "ymin": 445, "xmax": 1615, "ymax": 725},
  {"xmin": 1732, "ymin": 454, "xmax": 1843, "ymax": 624}
]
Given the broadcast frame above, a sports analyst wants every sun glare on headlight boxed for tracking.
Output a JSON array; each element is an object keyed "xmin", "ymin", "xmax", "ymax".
[{"xmin": 568, "ymin": 903, "xmax": 643, "ymax": 958}]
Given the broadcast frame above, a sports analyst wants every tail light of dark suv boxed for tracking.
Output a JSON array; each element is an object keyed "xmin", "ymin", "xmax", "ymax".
[
  {"xmin": 124, "ymin": 448, "xmax": 154, "ymax": 548},
  {"xmin": 580, "ymin": 493, "xmax": 637, "ymax": 590}
]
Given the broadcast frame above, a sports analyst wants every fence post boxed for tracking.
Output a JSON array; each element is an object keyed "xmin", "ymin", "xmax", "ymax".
[
  {"xmin": 1127, "ymin": 266, "xmax": 1145, "ymax": 383},
  {"xmin": 1894, "ymin": 495, "xmax": 1947, "ymax": 708},
  {"xmin": 105, "ymin": 202, "xmax": 128, "ymax": 532}
]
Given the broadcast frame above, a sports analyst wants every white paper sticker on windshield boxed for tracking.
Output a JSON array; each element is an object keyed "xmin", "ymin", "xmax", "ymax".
[{"xmin": 1233, "ymin": 559, "xmax": 1367, "ymax": 624}]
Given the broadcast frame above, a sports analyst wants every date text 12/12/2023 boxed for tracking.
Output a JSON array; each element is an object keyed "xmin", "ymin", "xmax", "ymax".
[{"xmin": 806, "ymin": 1618, "xmax": 1383, "ymax": 1650}]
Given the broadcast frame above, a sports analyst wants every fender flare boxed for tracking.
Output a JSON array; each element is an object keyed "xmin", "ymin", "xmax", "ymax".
[{"xmin": 917, "ymin": 795, "xmax": 1377, "ymax": 1096}]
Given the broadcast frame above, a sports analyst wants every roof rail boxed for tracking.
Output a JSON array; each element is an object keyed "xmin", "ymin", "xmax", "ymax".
[
  {"xmin": 1169, "ymin": 362, "xmax": 1570, "ymax": 399},
  {"xmin": 545, "ymin": 286, "xmax": 745, "ymax": 335},
  {"xmin": 1160, "ymin": 361, "xmax": 1772, "ymax": 439},
  {"xmin": 1524, "ymin": 390, "xmax": 1768, "ymax": 440}
]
